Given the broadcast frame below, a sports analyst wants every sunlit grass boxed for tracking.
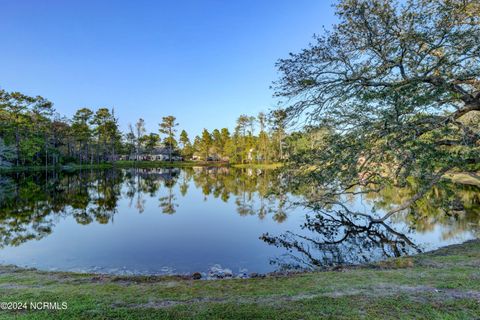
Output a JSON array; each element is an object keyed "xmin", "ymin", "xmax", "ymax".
[{"xmin": 0, "ymin": 240, "xmax": 478, "ymax": 319}]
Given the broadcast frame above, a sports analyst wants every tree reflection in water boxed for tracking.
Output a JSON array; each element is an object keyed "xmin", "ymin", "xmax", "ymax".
[
  {"xmin": 0, "ymin": 167, "xmax": 283, "ymax": 248},
  {"xmin": 0, "ymin": 167, "xmax": 478, "ymax": 270},
  {"xmin": 261, "ymin": 177, "xmax": 480, "ymax": 270},
  {"xmin": 261, "ymin": 206, "xmax": 422, "ymax": 270}
]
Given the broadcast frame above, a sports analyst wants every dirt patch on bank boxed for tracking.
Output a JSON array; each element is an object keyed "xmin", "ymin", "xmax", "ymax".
[{"xmin": 117, "ymin": 285, "xmax": 480, "ymax": 309}]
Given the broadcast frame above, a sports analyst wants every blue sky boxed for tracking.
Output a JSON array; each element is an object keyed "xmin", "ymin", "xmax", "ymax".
[{"xmin": 0, "ymin": 0, "xmax": 336, "ymax": 137}]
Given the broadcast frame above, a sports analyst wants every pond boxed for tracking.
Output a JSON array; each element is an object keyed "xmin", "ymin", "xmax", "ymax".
[{"xmin": 0, "ymin": 167, "xmax": 478, "ymax": 278}]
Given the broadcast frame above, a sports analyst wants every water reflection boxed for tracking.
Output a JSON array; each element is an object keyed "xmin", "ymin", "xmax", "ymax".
[
  {"xmin": 0, "ymin": 167, "xmax": 478, "ymax": 274},
  {"xmin": 261, "ymin": 178, "xmax": 480, "ymax": 270},
  {"xmin": 0, "ymin": 168, "xmax": 286, "ymax": 248},
  {"xmin": 261, "ymin": 206, "xmax": 423, "ymax": 270},
  {"xmin": 369, "ymin": 181, "xmax": 480, "ymax": 239}
]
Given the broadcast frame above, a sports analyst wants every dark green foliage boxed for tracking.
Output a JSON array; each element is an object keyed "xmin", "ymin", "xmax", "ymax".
[
  {"xmin": 274, "ymin": 0, "xmax": 480, "ymax": 217},
  {"xmin": 0, "ymin": 87, "xmax": 306, "ymax": 167}
]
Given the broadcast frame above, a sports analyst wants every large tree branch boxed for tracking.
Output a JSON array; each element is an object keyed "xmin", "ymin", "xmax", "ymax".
[{"xmin": 373, "ymin": 166, "xmax": 452, "ymax": 223}]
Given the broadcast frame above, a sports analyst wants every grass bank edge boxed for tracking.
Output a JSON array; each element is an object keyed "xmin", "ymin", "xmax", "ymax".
[
  {"xmin": 0, "ymin": 240, "xmax": 478, "ymax": 319},
  {"xmin": 0, "ymin": 161, "xmax": 285, "ymax": 173}
]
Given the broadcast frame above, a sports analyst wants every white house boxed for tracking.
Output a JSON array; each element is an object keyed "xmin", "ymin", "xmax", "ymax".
[{"xmin": 121, "ymin": 147, "xmax": 183, "ymax": 161}]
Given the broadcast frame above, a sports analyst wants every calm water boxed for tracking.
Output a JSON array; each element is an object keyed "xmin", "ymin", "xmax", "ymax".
[{"xmin": 0, "ymin": 167, "xmax": 478, "ymax": 277}]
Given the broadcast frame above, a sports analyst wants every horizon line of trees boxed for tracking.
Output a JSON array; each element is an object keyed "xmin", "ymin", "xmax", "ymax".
[{"xmin": 0, "ymin": 88, "xmax": 330, "ymax": 168}]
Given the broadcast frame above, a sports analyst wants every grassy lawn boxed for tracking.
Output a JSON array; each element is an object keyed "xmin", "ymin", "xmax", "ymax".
[
  {"xmin": 231, "ymin": 163, "xmax": 283, "ymax": 169},
  {"xmin": 0, "ymin": 161, "xmax": 228, "ymax": 172},
  {"xmin": 0, "ymin": 240, "xmax": 478, "ymax": 319},
  {"xmin": 0, "ymin": 161, "xmax": 284, "ymax": 173}
]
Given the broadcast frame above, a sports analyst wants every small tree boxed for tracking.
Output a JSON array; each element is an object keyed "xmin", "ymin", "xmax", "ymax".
[
  {"xmin": 269, "ymin": 109, "xmax": 287, "ymax": 161},
  {"xmin": 200, "ymin": 129, "xmax": 212, "ymax": 160},
  {"xmin": 125, "ymin": 124, "xmax": 137, "ymax": 159},
  {"xmin": 257, "ymin": 112, "xmax": 270, "ymax": 163},
  {"xmin": 144, "ymin": 133, "xmax": 160, "ymax": 154},
  {"xmin": 179, "ymin": 130, "xmax": 193, "ymax": 159},
  {"xmin": 135, "ymin": 118, "xmax": 146, "ymax": 160},
  {"xmin": 71, "ymin": 108, "xmax": 93, "ymax": 164},
  {"xmin": 159, "ymin": 116, "xmax": 179, "ymax": 162}
]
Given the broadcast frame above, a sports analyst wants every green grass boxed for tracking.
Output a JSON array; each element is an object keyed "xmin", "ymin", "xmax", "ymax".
[
  {"xmin": 0, "ymin": 161, "xmax": 228, "ymax": 173},
  {"xmin": 0, "ymin": 161, "xmax": 284, "ymax": 173},
  {"xmin": 231, "ymin": 162, "xmax": 283, "ymax": 169},
  {"xmin": 0, "ymin": 240, "xmax": 479, "ymax": 319}
]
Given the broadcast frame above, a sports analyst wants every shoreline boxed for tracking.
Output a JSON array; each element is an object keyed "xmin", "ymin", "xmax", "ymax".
[
  {"xmin": 0, "ymin": 239, "xmax": 478, "ymax": 318},
  {"xmin": 0, "ymin": 161, "xmax": 283, "ymax": 173},
  {"xmin": 0, "ymin": 240, "xmax": 467, "ymax": 280}
]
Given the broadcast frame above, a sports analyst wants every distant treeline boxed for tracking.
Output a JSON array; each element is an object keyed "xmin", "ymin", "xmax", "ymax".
[{"xmin": 0, "ymin": 89, "xmax": 330, "ymax": 168}]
